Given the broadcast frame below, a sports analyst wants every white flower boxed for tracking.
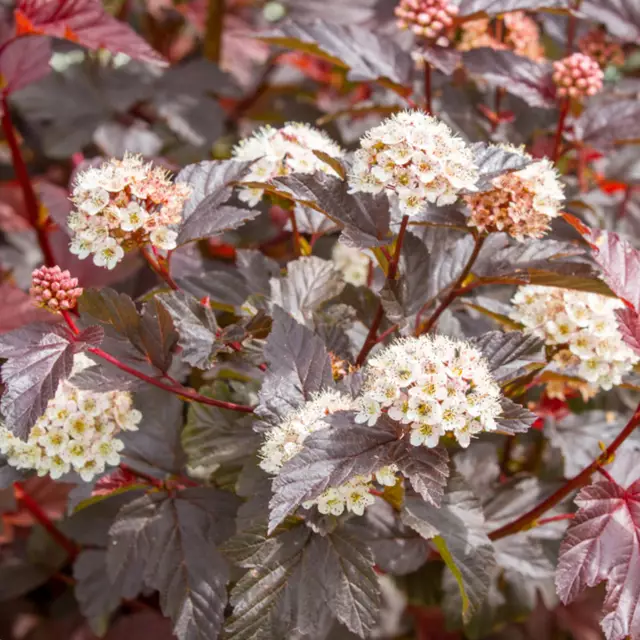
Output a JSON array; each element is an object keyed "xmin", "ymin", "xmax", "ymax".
[
  {"xmin": 260, "ymin": 389, "xmax": 398, "ymax": 517},
  {"xmin": 232, "ymin": 123, "xmax": 344, "ymax": 206},
  {"xmin": 0, "ymin": 354, "xmax": 141, "ymax": 482},
  {"xmin": 359, "ymin": 335, "xmax": 502, "ymax": 448},
  {"xmin": 69, "ymin": 154, "xmax": 190, "ymax": 270},
  {"xmin": 149, "ymin": 227, "xmax": 178, "ymax": 251},
  {"xmin": 354, "ymin": 397, "xmax": 382, "ymax": 426},
  {"xmin": 93, "ymin": 237, "xmax": 124, "ymax": 270},
  {"xmin": 349, "ymin": 111, "xmax": 479, "ymax": 215},
  {"xmin": 331, "ymin": 242, "xmax": 371, "ymax": 287},
  {"xmin": 511, "ymin": 285, "xmax": 639, "ymax": 390}
]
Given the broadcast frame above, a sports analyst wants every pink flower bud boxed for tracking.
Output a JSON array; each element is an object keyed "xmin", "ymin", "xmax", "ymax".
[
  {"xmin": 30, "ymin": 265, "xmax": 83, "ymax": 313},
  {"xmin": 394, "ymin": 0, "xmax": 457, "ymax": 40},
  {"xmin": 553, "ymin": 53, "xmax": 603, "ymax": 101}
]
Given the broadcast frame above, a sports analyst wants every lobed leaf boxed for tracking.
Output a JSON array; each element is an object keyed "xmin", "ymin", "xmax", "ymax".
[{"xmin": 0, "ymin": 35, "xmax": 51, "ymax": 96}]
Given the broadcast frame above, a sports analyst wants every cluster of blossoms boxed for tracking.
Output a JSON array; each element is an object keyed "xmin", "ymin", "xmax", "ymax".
[
  {"xmin": 510, "ymin": 286, "xmax": 640, "ymax": 390},
  {"xmin": 30, "ymin": 265, "xmax": 83, "ymax": 312},
  {"xmin": 231, "ymin": 123, "xmax": 344, "ymax": 207},
  {"xmin": 552, "ymin": 53, "xmax": 604, "ymax": 100},
  {"xmin": 356, "ymin": 335, "xmax": 502, "ymax": 448},
  {"xmin": 348, "ymin": 111, "xmax": 479, "ymax": 215},
  {"xmin": 0, "ymin": 356, "xmax": 142, "ymax": 481},
  {"xmin": 259, "ymin": 390, "xmax": 399, "ymax": 516},
  {"xmin": 458, "ymin": 12, "xmax": 544, "ymax": 61},
  {"xmin": 579, "ymin": 29, "xmax": 624, "ymax": 68},
  {"xmin": 394, "ymin": 0, "xmax": 458, "ymax": 40},
  {"xmin": 68, "ymin": 154, "xmax": 191, "ymax": 269},
  {"xmin": 464, "ymin": 146, "xmax": 565, "ymax": 240},
  {"xmin": 331, "ymin": 242, "xmax": 371, "ymax": 287}
]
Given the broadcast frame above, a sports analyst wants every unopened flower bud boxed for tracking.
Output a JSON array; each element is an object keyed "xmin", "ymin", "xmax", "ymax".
[
  {"xmin": 578, "ymin": 29, "xmax": 624, "ymax": 69},
  {"xmin": 30, "ymin": 265, "xmax": 83, "ymax": 312},
  {"xmin": 552, "ymin": 53, "xmax": 604, "ymax": 101},
  {"xmin": 395, "ymin": 0, "xmax": 458, "ymax": 41}
]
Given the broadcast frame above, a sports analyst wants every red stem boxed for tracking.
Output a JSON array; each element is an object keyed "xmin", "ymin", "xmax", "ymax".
[
  {"xmin": 142, "ymin": 246, "xmax": 179, "ymax": 291},
  {"xmin": 13, "ymin": 482, "xmax": 78, "ymax": 559},
  {"xmin": 536, "ymin": 513, "xmax": 575, "ymax": 527},
  {"xmin": 1, "ymin": 96, "xmax": 55, "ymax": 267},
  {"xmin": 60, "ymin": 311, "xmax": 254, "ymax": 413},
  {"xmin": 489, "ymin": 404, "xmax": 640, "ymax": 541},
  {"xmin": 355, "ymin": 216, "xmax": 409, "ymax": 367},
  {"xmin": 424, "ymin": 63, "xmax": 432, "ymax": 115},
  {"xmin": 417, "ymin": 233, "xmax": 485, "ymax": 335},
  {"xmin": 289, "ymin": 208, "xmax": 301, "ymax": 257},
  {"xmin": 552, "ymin": 99, "xmax": 570, "ymax": 163},
  {"xmin": 618, "ymin": 186, "xmax": 632, "ymax": 219},
  {"xmin": 566, "ymin": 0, "xmax": 582, "ymax": 54}
]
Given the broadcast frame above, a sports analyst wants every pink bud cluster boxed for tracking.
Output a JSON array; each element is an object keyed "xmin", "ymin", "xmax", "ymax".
[
  {"xmin": 30, "ymin": 265, "xmax": 83, "ymax": 312},
  {"xmin": 394, "ymin": 0, "xmax": 458, "ymax": 40},
  {"xmin": 503, "ymin": 12, "xmax": 544, "ymax": 62},
  {"xmin": 578, "ymin": 29, "xmax": 624, "ymax": 69},
  {"xmin": 552, "ymin": 53, "xmax": 604, "ymax": 100}
]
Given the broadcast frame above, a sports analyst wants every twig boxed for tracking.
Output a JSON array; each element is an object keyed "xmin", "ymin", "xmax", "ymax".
[
  {"xmin": 142, "ymin": 246, "xmax": 179, "ymax": 291},
  {"xmin": 417, "ymin": 233, "xmax": 485, "ymax": 335},
  {"xmin": 355, "ymin": 216, "xmax": 409, "ymax": 366},
  {"xmin": 424, "ymin": 63, "xmax": 432, "ymax": 115},
  {"xmin": 489, "ymin": 404, "xmax": 640, "ymax": 541},
  {"xmin": 1, "ymin": 96, "xmax": 55, "ymax": 267},
  {"xmin": 60, "ymin": 311, "xmax": 255, "ymax": 413},
  {"xmin": 289, "ymin": 209, "xmax": 301, "ymax": 257},
  {"xmin": 618, "ymin": 186, "xmax": 632, "ymax": 219},
  {"xmin": 552, "ymin": 98, "xmax": 570, "ymax": 163},
  {"xmin": 536, "ymin": 513, "xmax": 575, "ymax": 527},
  {"xmin": 13, "ymin": 482, "xmax": 78, "ymax": 559},
  {"xmin": 204, "ymin": 0, "xmax": 225, "ymax": 63}
]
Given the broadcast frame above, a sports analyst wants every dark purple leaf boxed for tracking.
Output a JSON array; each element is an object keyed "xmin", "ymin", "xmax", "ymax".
[
  {"xmin": 556, "ymin": 463, "xmax": 640, "ymax": 640},
  {"xmin": 458, "ymin": 0, "xmax": 570, "ymax": 14},
  {"xmin": 496, "ymin": 397, "xmax": 537, "ymax": 435},
  {"xmin": 472, "ymin": 330, "xmax": 545, "ymax": 383},
  {"xmin": 157, "ymin": 291, "xmax": 221, "ymax": 370},
  {"xmin": 275, "ymin": 172, "xmax": 392, "ymax": 249},
  {"xmin": 0, "ymin": 35, "xmax": 51, "ymax": 96},
  {"xmin": 419, "ymin": 45, "xmax": 462, "ymax": 76},
  {"xmin": 402, "ymin": 474, "xmax": 497, "ymax": 622},
  {"xmin": 138, "ymin": 298, "xmax": 178, "ymax": 374},
  {"xmin": 176, "ymin": 159, "xmax": 257, "ymax": 245},
  {"xmin": 580, "ymin": 0, "xmax": 640, "ymax": 43},
  {"xmin": 15, "ymin": 0, "xmax": 166, "ymax": 65},
  {"xmin": 108, "ymin": 488, "xmax": 239, "ymax": 640},
  {"xmin": 0, "ymin": 324, "xmax": 75, "ymax": 439},
  {"xmin": 463, "ymin": 48, "xmax": 555, "ymax": 108},
  {"xmin": 258, "ymin": 19, "xmax": 412, "ymax": 87},
  {"xmin": 270, "ymin": 256, "xmax": 345, "ymax": 323},
  {"xmin": 236, "ymin": 249, "xmax": 281, "ymax": 298},
  {"xmin": 574, "ymin": 99, "xmax": 640, "ymax": 152},
  {"xmin": 223, "ymin": 523, "xmax": 381, "ymax": 638},
  {"xmin": 470, "ymin": 142, "xmax": 533, "ymax": 191}
]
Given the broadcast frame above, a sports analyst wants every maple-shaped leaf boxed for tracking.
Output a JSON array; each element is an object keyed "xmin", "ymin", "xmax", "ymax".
[
  {"xmin": 563, "ymin": 216, "xmax": 640, "ymax": 311},
  {"xmin": 616, "ymin": 306, "xmax": 640, "ymax": 357},
  {"xmin": 258, "ymin": 19, "xmax": 412, "ymax": 89},
  {"xmin": 223, "ymin": 522, "xmax": 381, "ymax": 638},
  {"xmin": 15, "ymin": 0, "xmax": 166, "ymax": 65},
  {"xmin": 107, "ymin": 488, "xmax": 239, "ymax": 640},
  {"xmin": 275, "ymin": 172, "xmax": 392, "ymax": 249},
  {"xmin": 175, "ymin": 159, "xmax": 259, "ymax": 245},
  {"xmin": 0, "ymin": 35, "xmax": 51, "ymax": 96},
  {"xmin": 157, "ymin": 291, "xmax": 221, "ymax": 370},
  {"xmin": 556, "ymin": 456, "xmax": 640, "ymax": 640},
  {"xmin": 402, "ymin": 474, "xmax": 497, "ymax": 622},
  {"xmin": 270, "ymin": 256, "xmax": 345, "ymax": 324},
  {"xmin": 0, "ymin": 324, "xmax": 76, "ymax": 439}
]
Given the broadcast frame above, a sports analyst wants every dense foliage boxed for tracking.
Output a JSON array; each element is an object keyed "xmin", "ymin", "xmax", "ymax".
[{"xmin": 2, "ymin": 0, "xmax": 640, "ymax": 639}]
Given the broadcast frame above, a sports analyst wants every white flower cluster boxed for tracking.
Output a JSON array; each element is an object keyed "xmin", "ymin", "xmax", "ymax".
[
  {"xmin": 232, "ymin": 123, "xmax": 344, "ymax": 207},
  {"xmin": 331, "ymin": 242, "xmax": 371, "ymax": 287},
  {"xmin": 0, "ymin": 356, "xmax": 141, "ymax": 481},
  {"xmin": 356, "ymin": 335, "xmax": 502, "ymax": 448},
  {"xmin": 259, "ymin": 390, "xmax": 398, "ymax": 516},
  {"xmin": 69, "ymin": 154, "xmax": 191, "ymax": 269},
  {"xmin": 348, "ymin": 111, "xmax": 479, "ymax": 215},
  {"xmin": 465, "ymin": 146, "xmax": 565, "ymax": 240},
  {"xmin": 510, "ymin": 286, "xmax": 640, "ymax": 390}
]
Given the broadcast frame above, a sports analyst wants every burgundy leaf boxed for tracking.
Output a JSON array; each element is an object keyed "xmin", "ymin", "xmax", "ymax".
[
  {"xmin": 574, "ymin": 99, "xmax": 640, "ymax": 152},
  {"xmin": 564, "ymin": 217, "xmax": 640, "ymax": 311},
  {"xmin": 580, "ymin": 0, "xmax": 640, "ymax": 43},
  {"xmin": 556, "ymin": 473, "xmax": 640, "ymax": 640},
  {"xmin": 15, "ymin": 0, "xmax": 166, "ymax": 65},
  {"xmin": 0, "ymin": 35, "xmax": 51, "ymax": 96},
  {"xmin": 616, "ymin": 307, "xmax": 640, "ymax": 357},
  {"xmin": 458, "ymin": 0, "xmax": 570, "ymax": 15}
]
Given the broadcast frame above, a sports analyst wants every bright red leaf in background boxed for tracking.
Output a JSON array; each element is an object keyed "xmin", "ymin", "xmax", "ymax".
[
  {"xmin": 14, "ymin": 0, "xmax": 166, "ymax": 65},
  {"xmin": 556, "ymin": 457, "xmax": 640, "ymax": 640}
]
